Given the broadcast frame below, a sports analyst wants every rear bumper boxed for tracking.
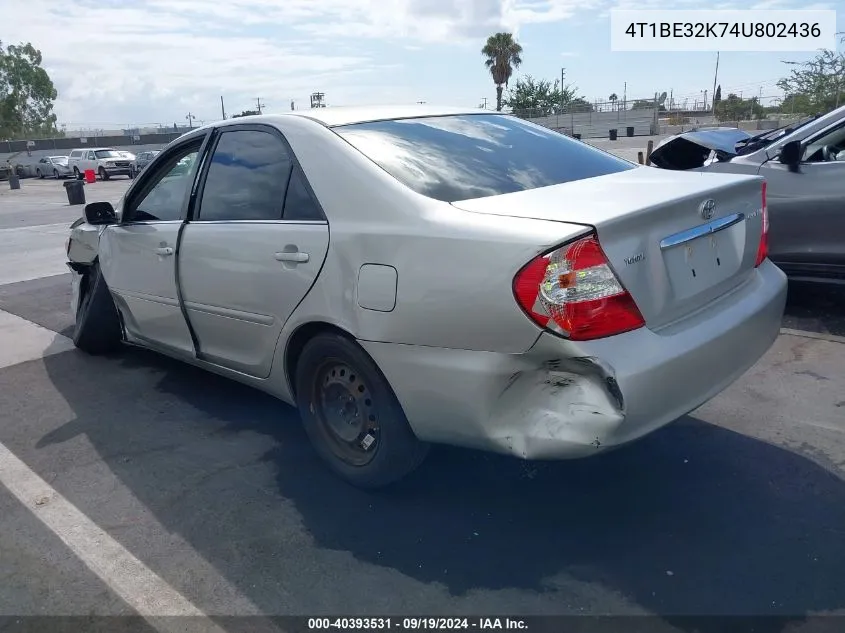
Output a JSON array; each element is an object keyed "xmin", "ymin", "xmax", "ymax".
[{"xmin": 361, "ymin": 260, "xmax": 787, "ymax": 459}]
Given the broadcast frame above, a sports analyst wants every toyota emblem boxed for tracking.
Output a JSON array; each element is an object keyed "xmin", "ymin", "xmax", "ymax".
[{"xmin": 699, "ymin": 199, "xmax": 716, "ymax": 220}]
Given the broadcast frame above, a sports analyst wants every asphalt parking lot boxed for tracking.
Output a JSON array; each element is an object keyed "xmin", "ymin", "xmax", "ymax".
[{"xmin": 0, "ymin": 175, "xmax": 844, "ymax": 631}]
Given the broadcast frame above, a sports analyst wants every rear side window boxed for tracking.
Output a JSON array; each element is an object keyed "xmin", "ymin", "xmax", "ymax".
[
  {"xmin": 197, "ymin": 129, "xmax": 292, "ymax": 222},
  {"xmin": 334, "ymin": 114, "xmax": 635, "ymax": 202},
  {"xmin": 283, "ymin": 165, "xmax": 324, "ymax": 221}
]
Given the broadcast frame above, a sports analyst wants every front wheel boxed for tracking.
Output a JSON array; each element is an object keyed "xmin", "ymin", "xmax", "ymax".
[
  {"xmin": 73, "ymin": 263, "xmax": 122, "ymax": 355},
  {"xmin": 53, "ymin": 169, "xmax": 60, "ymax": 179},
  {"xmin": 98, "ymin": 167, "xmax": 109, "ymax": 181},
  {"xmin": 294, "ymin": 333, "xmax": 428, "ymax": 488},
  {"xmin": 37, "ymin": 169, "xmax": 43, "ymax": 179}
]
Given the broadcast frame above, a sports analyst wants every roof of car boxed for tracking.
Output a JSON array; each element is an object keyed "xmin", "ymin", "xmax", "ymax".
[{"xmin": 216, "ymin": 105, "xmax": 500, "ymax": 128}]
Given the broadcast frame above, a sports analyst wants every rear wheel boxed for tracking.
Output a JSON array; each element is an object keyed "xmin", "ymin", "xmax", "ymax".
[
  {"xmin": 37, "ymin": 169, "xmax": 43, "ymax": 179},
  {"xmin": 294, "ymin": 333, "xmax": 428, "ymax": 488},
  {"xmin": 73, "ymin": 167, "xmax": 80, "ymax": 179},
  {"xmin": 73, "ymin": 263, "xmax": 122, "ymax": 355},
  {"xmin": 53, "ymin": 169, "xmax": 60, "ymax": 179}
]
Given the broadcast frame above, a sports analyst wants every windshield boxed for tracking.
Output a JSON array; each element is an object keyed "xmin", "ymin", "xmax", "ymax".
[
  {"xmin": 735, "ymin": 115, "xmax": 818, "ymax": 155},
  {"xmin": 50, "ymin": 157, "xmax": 68, "ymax": 164},
  {"xmin": 94, "ymin": 150, "xmax": 120, "ymax": 158},
  {"xmin": 334, "ymin": 114, "xmax": 635, "ymax": 202}
]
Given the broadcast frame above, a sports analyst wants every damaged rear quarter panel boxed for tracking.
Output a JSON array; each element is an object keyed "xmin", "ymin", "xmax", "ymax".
[{"xmin": 487, "ymin": 355, "xmax": 625, "ymax": 459}]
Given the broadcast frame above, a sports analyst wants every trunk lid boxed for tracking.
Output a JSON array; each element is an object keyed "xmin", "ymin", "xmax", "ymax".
[{"xmin": 451, "ymin": 167, "xmax": 765, "ymax": 331}]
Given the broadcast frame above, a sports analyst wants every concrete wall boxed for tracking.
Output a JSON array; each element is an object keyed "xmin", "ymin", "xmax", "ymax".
[
  {"xmin": 657, "ymin": 116, "xmax": 803, "ymax": 137},
  {"xmin": 523, "ymin": 109, "xmax": 657, "ymax": 138}
]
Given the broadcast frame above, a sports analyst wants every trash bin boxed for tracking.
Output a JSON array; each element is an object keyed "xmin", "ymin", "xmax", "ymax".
[
  {"xmin": 609, "ymin": 129, "xmax": 618, "ymax": 141},
  {"xmin": 626, "ymin": 126, "xmax": 635, "ymax": 137},
  {"xmin": 64, "ymin": 180, "xmax": 86, "ymax": 205},
  {"xmin": 8, "ymin": 174, "xmax": 21, "ymax": 190}
]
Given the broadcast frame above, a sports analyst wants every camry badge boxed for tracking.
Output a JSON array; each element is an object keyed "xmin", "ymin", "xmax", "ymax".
[{"xmin": 699, "ymin": 199, "xmax": 716, "ymax": 220}]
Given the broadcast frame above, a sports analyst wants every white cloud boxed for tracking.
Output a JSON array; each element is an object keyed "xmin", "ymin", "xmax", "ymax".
[
  {"xmin": 3, "ymin": 0, "xmax": 816, "ymax": 129},
  {"xmin": 4, "ymin": 0, "xmax": 595, "ymax": 128}
]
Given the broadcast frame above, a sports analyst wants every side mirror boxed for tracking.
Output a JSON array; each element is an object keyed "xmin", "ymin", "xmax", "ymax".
[
  {"xmin": 779, "ymin": 140, "xmax": 802, "ymax": 172},
  {"xmin": 84, "ymin": 201, "xmax": 118, "ymax": 225}
]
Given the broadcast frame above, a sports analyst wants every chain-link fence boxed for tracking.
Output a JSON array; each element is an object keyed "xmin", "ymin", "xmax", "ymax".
[
  {"xmin": 512, "ymin": 95, "xmax": 825, "ymax": 139},
  {"xmin": 512, "ymin": 99, "xmax": 660, "ymax": 139}
]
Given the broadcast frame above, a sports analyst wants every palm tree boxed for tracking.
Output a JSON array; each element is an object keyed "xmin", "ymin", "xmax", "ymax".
[
  {"xmin": 608, "ymin": 93, "xmax": 618, "ymax": 111},
  {"xmin": 481, "ymin": 33, "xmax": 523, "ymax": 112}
]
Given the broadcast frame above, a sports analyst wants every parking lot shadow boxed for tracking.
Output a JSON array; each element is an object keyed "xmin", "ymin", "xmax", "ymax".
[
  {"xmin": 784, "ymin": 281, "xmax": 845, "ymax": 337},
  {"xmin": 36, "ymin": 347, "xmax": 845, "ymax": 630}
]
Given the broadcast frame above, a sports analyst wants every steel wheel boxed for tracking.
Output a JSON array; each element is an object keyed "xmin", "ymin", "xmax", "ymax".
[{"xmin": 311, "ymin": 360, "xmax": 380, "ymax": 466}]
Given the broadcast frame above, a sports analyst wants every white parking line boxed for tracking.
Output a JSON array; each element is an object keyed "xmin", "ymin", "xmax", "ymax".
[
  {"xmin": 0, "ymin": 442, "xmax": 229, "ymax": 633},
  {"xmin": 0, "ymin": 309, "xmax": 75, "ymax": 370}
]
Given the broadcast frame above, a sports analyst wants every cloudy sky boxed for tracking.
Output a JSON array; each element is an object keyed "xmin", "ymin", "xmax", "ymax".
[{"xmin": 2, "ymin": 0, "xmax": 843, "ymax": 131}]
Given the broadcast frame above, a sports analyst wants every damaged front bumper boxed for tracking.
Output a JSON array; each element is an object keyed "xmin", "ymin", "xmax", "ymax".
[{"xmin": 360, "ymin": 261, "xmax": 786, "ymax": 460}]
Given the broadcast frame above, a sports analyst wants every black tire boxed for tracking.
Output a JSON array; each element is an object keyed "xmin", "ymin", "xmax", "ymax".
[
  {"xmin": 37, "ymin": 169, "xmax": 43, "ymax": 179},
  {"xmin": 73, "ymin": 167, "xmax": 80, "ymax": 179},
  {"xmin": 98, "ymin": 167, "xmax": 109, "ymax": 181},
  {"xmin": 53, "ymin": 169, "xmax": 60, "ymax": 179},
  {"xmin": 73, "ymin": 263, "xmax": 122, "ymax": 355},
  {"xmin": 294, "ymin": 333, "xmax": 428, "ymax": 489}
]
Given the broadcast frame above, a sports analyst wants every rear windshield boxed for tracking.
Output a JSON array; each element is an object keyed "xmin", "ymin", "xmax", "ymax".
[{"xmin": 333, "ymin": 114, "xmax": 635, "ymax": 202}]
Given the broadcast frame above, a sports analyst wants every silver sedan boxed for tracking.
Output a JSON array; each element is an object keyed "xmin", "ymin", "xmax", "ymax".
[{"xmin": 66, "ymin": 106, "xmax": 787, "ymax": 488}]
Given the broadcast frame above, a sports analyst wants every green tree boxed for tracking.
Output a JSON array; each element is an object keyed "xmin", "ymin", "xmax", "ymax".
[
  {"xmin": 714, "ymin": 93, "xmax": 765, "ymax": 121},
  {"xmin": 608, "ymin": 93, "xmax": 618, "ymax": 111},
  {"xmin": 504, "ymin": 75, "xmax": 581, "ymax": 115},
  {"xmin": 232, "ymin": 109, "xmax": 260, "ymax": 118},
  {"xmin": 481, "ymin": 32, "xmax": 523, "ymax": 112},
  {"xmin": 777, "ymin": 49, "xmax": 845, "ymax": 114},
  {"xmin": 714, "ymin": 84, "xmax": 722, "ymax": 105},
  {"xmin": 0, "ymin": 41, "xmax": 58, "ymax": 140}
]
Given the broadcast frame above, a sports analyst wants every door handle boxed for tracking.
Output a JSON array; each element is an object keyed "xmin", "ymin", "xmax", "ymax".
[
  {"xmin": 275, "ymin": 251, "xmax": 309, "ymax": 263},
  {"xmin": 155, "ymin": 247, "xmax": 174, "ymax": 256}
]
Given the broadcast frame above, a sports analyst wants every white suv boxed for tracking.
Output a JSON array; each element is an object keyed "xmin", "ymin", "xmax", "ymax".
[{"xmin": 67, "ymin": 147, "xmax": 133, "ymax": 180}]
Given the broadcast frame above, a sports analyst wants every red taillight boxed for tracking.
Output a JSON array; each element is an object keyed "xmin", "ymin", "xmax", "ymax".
[
  {"xmin": 755, "ymin": 181, "xmax": 768, "ymax": 267},
  {"xmin": 513, "ymin": 233, "xmax": 645, "ymax": 341}
]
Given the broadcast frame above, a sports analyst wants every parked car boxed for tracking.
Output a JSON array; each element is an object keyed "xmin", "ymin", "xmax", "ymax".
[
  {"xmin": 67, "ymin": 147, "xmax": 133, "ymax": 180},
  {"xmin": 65, "ymin": 106, "xmax": 786, "ymax": 488},
  {"xmin": 649, "ymin": 104, "xmax": 845, "ymax": 284},
  {"xmin": 33, "ymin": 155, "xmax": 73, "ymax": 179},
  {"xmin": 129, "ymin": 150, "xmax": 161, "ymax": 178}
]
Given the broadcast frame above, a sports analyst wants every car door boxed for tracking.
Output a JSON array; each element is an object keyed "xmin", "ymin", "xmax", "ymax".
[
  {"xmin": 177, "ymin": 124, "xmax": 329, "ymax": 378},
  {"xmin": 760, "ymin": 119, "xmax": 845, "ymax": 279},
  {"xmin": 98, "ymin": 132, "xmax": 210, "ymax": 355}
]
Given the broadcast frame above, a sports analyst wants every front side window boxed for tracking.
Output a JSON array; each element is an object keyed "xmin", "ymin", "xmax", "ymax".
[
  {"xmin": 197, "ymin": 129, "xmax": 292, "ymax": 222},
  {"xmin": 87, "ymin": 152, "xmax": 95, "ymax": 160},
  {"xmin": 803, "ymin": 123, "xmax": 845, "ymax": 162},
  {"xmin": 127, "ymin": 141, "xmax": 201, "ymax": 222},
  {"xmin": 333, "ymin": 114, "xmax": 636, "ymax": 203}
]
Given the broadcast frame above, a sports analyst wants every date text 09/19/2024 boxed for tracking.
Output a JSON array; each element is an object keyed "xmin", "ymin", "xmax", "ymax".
[{"xmin": 307, "ymin": 618, "xmax": 528, "ymax": 630}]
